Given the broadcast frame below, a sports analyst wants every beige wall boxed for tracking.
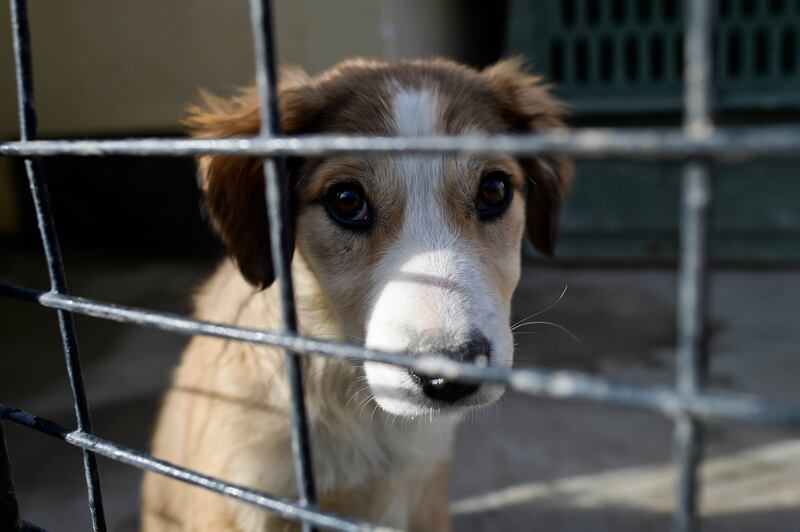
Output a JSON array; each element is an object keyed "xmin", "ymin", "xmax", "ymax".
[
  {"xmin": 0, "ymin": 1, "xmax": 256, "ymax": 138},
  {"xmin": 0, "ymin": 0, "xmax": 469, "ymax": 138},
  {"xmin": 0, "ymin": 0, "xmax": 470, "ymax": 234}
]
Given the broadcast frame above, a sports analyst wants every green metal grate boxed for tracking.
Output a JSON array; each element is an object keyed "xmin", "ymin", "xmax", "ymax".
[{"xmin": 509, "ymin": 0, "xmax": 800, "ymax": 113}]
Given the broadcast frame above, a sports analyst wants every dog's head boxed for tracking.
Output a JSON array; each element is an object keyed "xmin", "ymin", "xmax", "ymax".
[{"xmin": 188, "ymin": 58, "xmax": 572, "ymax": 418}]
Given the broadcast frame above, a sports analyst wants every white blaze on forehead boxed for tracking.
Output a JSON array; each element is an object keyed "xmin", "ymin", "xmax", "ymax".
[
  {"xmin": 391, "ymin": 88, "xmax": 440, "ymax": 137},
  {"xmin": 390, "ymin": 88, "xmax": 446, "ymax": 242},
  {"xmin": 367, "ymin": 88, "xmax": 461, "ymax": 343},
  {"xmin": 371, "ymin": 88, "xmax": 477, "ymax": 342}
]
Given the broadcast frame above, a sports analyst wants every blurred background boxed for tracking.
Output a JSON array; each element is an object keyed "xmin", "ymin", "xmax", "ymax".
[{"xmin": 1, "ymin": 0, "xmax": 799, "ymax": 530}]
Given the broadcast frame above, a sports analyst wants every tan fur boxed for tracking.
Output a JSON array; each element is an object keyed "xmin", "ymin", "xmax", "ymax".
[{"xmin": 142, "ymin": 58, "xmax": 571, "ymax": 531}]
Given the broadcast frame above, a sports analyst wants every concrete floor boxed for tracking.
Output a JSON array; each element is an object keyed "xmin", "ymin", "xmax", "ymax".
[{"xmin": 1, "ymin": 251, "xmax": 799, "ymax": 531}]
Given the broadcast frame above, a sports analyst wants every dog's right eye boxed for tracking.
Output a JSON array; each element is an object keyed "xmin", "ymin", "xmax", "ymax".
[
  {"xmin": 476, "ymin": 171, "xmax": 513, "ymax": 221},
  {"xmin": 324, "ymin": 182, "xmax": 372, "ymax": 230}
]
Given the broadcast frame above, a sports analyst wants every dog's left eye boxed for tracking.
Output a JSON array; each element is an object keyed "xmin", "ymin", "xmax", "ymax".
[
  {"xmin": 476, "ymin": 171, "xmax": 513, "ymax": 220},
  {"xmin": 324, "ymin": 182, "xmax": 371, "ymax": 230}
]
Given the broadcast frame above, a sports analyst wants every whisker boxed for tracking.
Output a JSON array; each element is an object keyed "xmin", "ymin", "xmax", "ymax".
[
  {"xmin": 344, "ymin": 384, "xmax": 371, "ymax": 409},
  {"xmin": 510, "ymin": 320, "xmax": 582, "ymax": 344},
  {"xmin": 510, "ymin": 284, "xmax": 569, "ymax": 329},
  {"xmin": 369, "ymin": 403, "xmax": 379, "ymax": 430},
  {"xmin": 357, "ymin": 392, "xmax": 373, "ymax": 409},
  {"xmin": 357, "ymin": 393, "xmax": 375, "ymax": 418}
]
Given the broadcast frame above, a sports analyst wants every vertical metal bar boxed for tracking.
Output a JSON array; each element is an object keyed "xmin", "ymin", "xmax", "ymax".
[
  {"xmin": 673, "ymin": 2, "xmax": 715, "ymax": 532},
  {"xmin": 8, "ymin": 2, "xmax": 106, "ymax": 530},
  {"xmin": 0, "ymin": 422, "xmax": 22, "ymax": 532},
  {"xmin": 247, "ymin": 1, "xmax": 318, "ymax": 530}
]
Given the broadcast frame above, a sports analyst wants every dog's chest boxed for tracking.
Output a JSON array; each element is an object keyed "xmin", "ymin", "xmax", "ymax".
[
  {"xmin": 310, "ymin": 413, "xmax": 457, "ymax": 525},
  {"xmin": 312, "ymin": 412, "xmax": 456, "ymax": 488}
]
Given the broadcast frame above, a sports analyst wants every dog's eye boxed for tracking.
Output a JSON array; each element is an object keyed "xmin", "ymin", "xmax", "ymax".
[
  {"xmin": 324, "ymin": 182, "xmax": 371, "ymax": 229},
  {"xmin": 476, "ymin": 171, "xmax": 512, "ymax": 220}
]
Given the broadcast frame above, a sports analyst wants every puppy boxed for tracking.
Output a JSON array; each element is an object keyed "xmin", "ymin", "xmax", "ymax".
[{"xmin": 141, "ymin": 58, "xmax": 571, "ymax": 531}]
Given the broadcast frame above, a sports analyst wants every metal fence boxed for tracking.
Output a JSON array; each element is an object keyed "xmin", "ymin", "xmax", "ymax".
[{"xmin": 1, "ymin": 1, "xmax": 799, "ymax": 531}]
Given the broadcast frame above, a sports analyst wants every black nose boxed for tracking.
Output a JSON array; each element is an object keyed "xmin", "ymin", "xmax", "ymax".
[
  {"xmin": 419, "ymin": 377, "xmax": 480, "ymax": 404},
  {"xmin": 409, "ymin": 332, "xmax": 491, "ymax": 404}
]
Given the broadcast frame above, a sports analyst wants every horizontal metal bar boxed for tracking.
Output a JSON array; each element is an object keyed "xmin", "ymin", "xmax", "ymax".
[
  {"xmin": 0, "ymin": 127, "xmax": 800, "ymax": 160},
  {"xmin": 0, "ymin": 406, "xmax": 392, "ymax": 532},
  {"xmin": 3, "ymin": 282, "xmax": 800, "ymax": 428}
]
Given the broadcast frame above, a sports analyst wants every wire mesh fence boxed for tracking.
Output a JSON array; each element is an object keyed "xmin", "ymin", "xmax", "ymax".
[{"xmin": 1, "ymin": 1, "xmax": 800, "ymax": 531}]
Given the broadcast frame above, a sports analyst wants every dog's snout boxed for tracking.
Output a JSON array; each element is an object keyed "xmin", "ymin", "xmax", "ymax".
[
  {"xmin": 459, "ymin": 332, "xmax": 492, "ymax": 366},
  {"xmin": 408, "ymin": 331, "xmax": 491, "ymax": 404}
]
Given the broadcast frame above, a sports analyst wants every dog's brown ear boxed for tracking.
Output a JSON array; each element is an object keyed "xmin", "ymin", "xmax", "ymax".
[
  {"xmin": 482, "ymin": 58, "xmax": 573, "ymax": 256},
  {"xmin": 186, "ymin": 76, "xmax": 322, "ymax": 288}
]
